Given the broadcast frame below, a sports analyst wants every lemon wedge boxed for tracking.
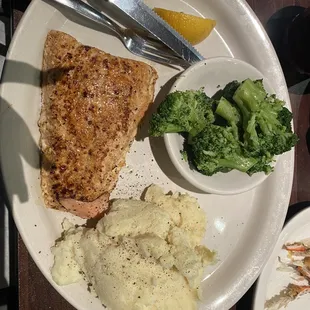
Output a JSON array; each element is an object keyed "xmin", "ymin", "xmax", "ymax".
[{"xmin": 153, "ymin": 8, "xmax": 216, "ymax": 45}]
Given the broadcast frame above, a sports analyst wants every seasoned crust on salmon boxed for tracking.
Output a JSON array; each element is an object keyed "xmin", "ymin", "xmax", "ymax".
[{"xmin": 39, "ymin": 30, "xmax": 158, "ymax": 218}]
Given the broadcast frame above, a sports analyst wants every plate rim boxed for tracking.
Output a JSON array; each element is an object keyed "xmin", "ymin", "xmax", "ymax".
[{"xmin": 0, "ymin": 0, "xmax": 295, "ymax": 309}]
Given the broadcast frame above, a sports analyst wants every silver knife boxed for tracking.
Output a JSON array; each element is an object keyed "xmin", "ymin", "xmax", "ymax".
[{"xmin": 106, "ymin": 0, "xmax": 205, "ymax": 64}]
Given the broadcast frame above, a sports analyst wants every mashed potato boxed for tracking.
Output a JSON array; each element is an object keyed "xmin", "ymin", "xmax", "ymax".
[{"xmin": 51, "ymin": 185, "xmax": 215, "ymax": 310}]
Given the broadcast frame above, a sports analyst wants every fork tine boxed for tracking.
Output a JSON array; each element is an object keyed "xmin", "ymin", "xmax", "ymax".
[
  {"xmin": 143, "ymin": 39, "xmax": 184, "ymax": 60},
  {"xmin": 134, "ymin": 31, "xmax": 175, "ymax": 51},
  {"xmin": 132, "ymin": 49, "xmax": 188, "ymax": 68},
  {"xmin": 142, "ymin": 36, "xmax": 172, "ymax": 50},
  {"xmin": 141, "ymin": 45, "xmax": 183, "ymax": 61},
  {"xmin": 141, "ymin": 45, "xmax": 185, "ymax": 62},
  {"xmin": 131, "ymin": 31, "xmax": 182, "ymax": 59},
  {"xmin": 126, "ymin": 30, "xmax": 188, "ymax": 67}
]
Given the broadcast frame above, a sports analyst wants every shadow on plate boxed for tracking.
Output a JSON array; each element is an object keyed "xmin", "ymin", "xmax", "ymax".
[
  {"xmin": 0, "ymin": 59, "xmax": 79, "ymax": 210},
  {"xmin": 43, "ymin": 0, "xmax": 185, "ymax": 70},
  {"xmin": 135, "ymin": 73, "xmax": 182, "ymax": 141},
  {"xmin": 1, "ymin": 94, "xmax": 38, "ymax": 206},
  {"xmin": 135, "ymin": 73, "xmax": 205, "ymax": 194},
  {"xmin": 150, "ymin": 136, "xmax": 205, "ymax": 194},
  {"xmin": 44, "ymin": 0, "xmax": 116, "ymax": 38},
  {"xmin": 0, "ymin": 60, "xmax": 44, "ymax": 304},
  {"xmin": 86, "ymin": 0, "xmax": 143, "ymax": 31},
  {"xmin": 86, "ymin": 0, "xmax": 170, "ymax": 43}
]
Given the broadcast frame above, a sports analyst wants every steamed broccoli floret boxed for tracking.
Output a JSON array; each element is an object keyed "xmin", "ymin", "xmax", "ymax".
[
  {"xmin": 233, "ymin": 79, "xmax": 266, "ymax": 112},
  {"xmin": 148, "ymin": 78, "xmax": 298, "ymax": 177},
  {"xmin": 215, "ymin": 97, "xmax": 241, "ymax": 124},
  {"xmin": 215, "ymin": 97, "xmax": 241, "ymax": 139},
  {"xmin": 277, "ymin": 107, "xmax": 294, "ymax": 132},
  {"xmin": 149, "ymin": 90, "xmax": 214, "ymax": 137},
  {"xmin": 191, "ymin": 125, "xmax": 257, "ymax": 176},
  {"xmin": 212, "ymin": 80, "xmax": 241, "ymax": 102},
  {"xmin": 233, "ymin": 79, "xmax": 298, "ymax": 158},
  {"xmin": 247, "ymin": 155, "xmax": 274, "ymax": 175},
  {"xmin": 180, "ymin": 150, "xmax": 188, "ymax": 162}
]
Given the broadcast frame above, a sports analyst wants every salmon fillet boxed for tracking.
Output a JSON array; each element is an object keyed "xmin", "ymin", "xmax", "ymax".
[{"xmin": 39, "ymin": 30, "xmax": 158, "ymax": 219}]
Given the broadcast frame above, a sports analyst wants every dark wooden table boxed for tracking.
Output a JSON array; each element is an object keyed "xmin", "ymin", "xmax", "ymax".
[{"xmin": 16, "ymin": 0, "xmax": 310, "ymax": 309}]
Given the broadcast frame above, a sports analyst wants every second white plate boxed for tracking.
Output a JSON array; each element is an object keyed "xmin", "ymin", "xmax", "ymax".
[{"xmin": 253, "ymin": 207, "xmax": 310, "ymax": 310}]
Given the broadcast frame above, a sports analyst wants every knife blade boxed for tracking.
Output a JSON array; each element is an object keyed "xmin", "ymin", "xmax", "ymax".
[{"xmin": 106, "ymin": 0, "xmax": 205, "ymax": 64}]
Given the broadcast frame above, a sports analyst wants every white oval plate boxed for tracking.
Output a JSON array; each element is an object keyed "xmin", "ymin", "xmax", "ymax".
[
  {"xmin": 253, "ymin": 207, "xmax": 310, "ymax": 310},
  {"xmin": 0, "ymin": 0, "xmax": 294, "ymax": 310},
  {"xmin": 164, "ymin": 57, "xmax": 277, "ymax": 195}
]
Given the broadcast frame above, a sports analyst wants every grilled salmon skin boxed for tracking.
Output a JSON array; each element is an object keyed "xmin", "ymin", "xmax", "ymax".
[{"xmin": 39, "ymin": 30, "xmax": 158, "ymax": 219}]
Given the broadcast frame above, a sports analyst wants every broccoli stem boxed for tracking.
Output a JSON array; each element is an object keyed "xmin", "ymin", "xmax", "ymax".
[
  {"xmin": 149, "ymin": 114, "xmax": 185, "ymax": 137},
  {"xmin": 215, "ymin": 97, "xmax": 241, "ymax": 124},
  {"xmin": 218, "ymin": 155, "xmax": 257, "ymax": 173},
  {"xmin": 244, "ymin": 113, "xmax": 259, "ymax": 148},
  {"xmin": 257, "ymin": 110, "xmax": 281, "ymax": 135},
  {"xmin": 233, "ymin": 79, "xmax": 266, "ymax": 112},
  {"xmin": 215, "ymin": 97, "xmax": 241, "ymax": 139},
  {"xmin": 212, "ymin": 80, "xmax": 240, "ymax": 102}
]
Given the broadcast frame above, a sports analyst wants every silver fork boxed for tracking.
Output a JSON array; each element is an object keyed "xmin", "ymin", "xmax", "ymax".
[{"xmin": 49, "ymin": 0, "xmax": 187, "ymax": 66}]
